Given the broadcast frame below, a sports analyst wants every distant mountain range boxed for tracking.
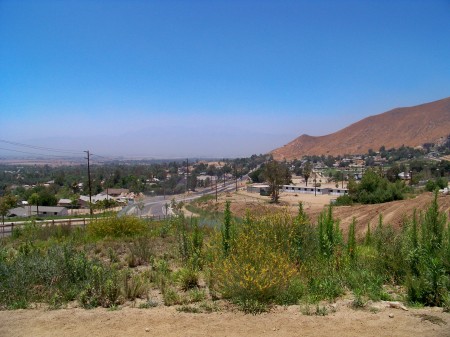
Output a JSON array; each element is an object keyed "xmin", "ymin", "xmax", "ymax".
[{"xmin": 271, "ymin": 96, "xmax": 450, "ymax": 160}]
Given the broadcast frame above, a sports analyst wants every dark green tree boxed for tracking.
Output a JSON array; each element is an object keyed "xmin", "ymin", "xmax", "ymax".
[
  {"xmin": 0, "ymin": 194, "xmax": 17, "ymax": 225},
  {"xmin": 303, "ymin": 161, "xmax": 312, "ymax": 186},
  {"xmin": 263, "ymin": 160, "xmax": 291, "ymax": 203}
]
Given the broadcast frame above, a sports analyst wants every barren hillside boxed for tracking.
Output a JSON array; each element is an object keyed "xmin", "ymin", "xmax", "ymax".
[{"xmin": 272, "ymin": 96, "xmax": 450, "ymax": 160}]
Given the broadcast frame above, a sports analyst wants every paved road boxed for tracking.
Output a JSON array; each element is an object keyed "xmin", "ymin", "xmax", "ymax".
[
  {"xmin": 141, "ymin": 178, "xmax": 246, "ymax": 217},
  {"xmin": 1, "ymin": 177, "xmax": 249, "ymax": 235}
]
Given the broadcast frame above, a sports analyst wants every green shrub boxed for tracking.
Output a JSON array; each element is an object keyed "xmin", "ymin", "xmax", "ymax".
[
  {"xmin": 149, "ymin": 258, "xmax": 172, "ymax": 290},
  {"xmin": 290, "ymin": 203, "xmax": 317, "ymax": 263},
  {"xmin": 0, "ymin": 242, "xmax": 128, "ymax": 309},
  {"xmin": 221, "ymin": 201, "xmax": 232, "ymax": 257},
  {"xmin": 138, "ymin": 299, "xmax": 158, "ymax": 308},
  {"xmin": 345, "ymin": 267, "xmax": 387, "ymax": 301},
  {"xmin": 176, "ymin": 305, "xmax": 201, "ymax": 313},
  {"xmin": 188, "ymin": 288, "xmax": 206, "ymax": 303},
  {"xmin": 425, "ymin": 177, "xmax": 448, "ymax": 192},
  {"xmin": 334, "ymin": 194, "xmax": 353, "ymax": 206},
  {"xmin": 128, "ymin": 238, "xmax": 154, "ymax": 265},
  {"xmin": 318, "ymin": 206, "xmax": 342, "ymax": 258},
  {"xmin": 307, "ymin": 270, "xmax": 344, "ymax": 302},
  {"xmin": 236, "ymin": 298, "xmax": 268, "ymax": 314},
  {"xmin": 275, "ymin": 278, "xmax": 305, "ymax": 305},
  {"xmin": 211, "ymin": 212, "xmax": 297, "ymax": 305},
  {"xmin": 404, "ymin": 193, "xmax": 450, "ymax": 306},
  {"xmin": 121, "ymin": 271, "xmax": 148, "ymax": 300},
  {"xmin": 78, "ymin": 265, "xmax": 123, "ymax": 308},
  {"xmin": 162, "ymin": 286, "xmax": 181, "ymax": 306},
  {"xmin": 176, "ymin": 267, "xmax": 199, "ymax": 291},
  {"xmin": 344, "ymin": 169, "xmax": 406, "ymax": 204},
  {"xmin": 347, "ymin": 218, "xmax": 357, "ymax": 260},
  {"xmin": 87, "ymin": 216, "xmax": 148, "ymax": 239}
]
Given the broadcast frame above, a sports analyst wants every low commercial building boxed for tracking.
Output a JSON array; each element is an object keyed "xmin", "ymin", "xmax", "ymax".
[
  {"xmin": 282, "ymin": 185, "xmax": 348, "ymax": 196},
  {"xmin": 247, "ymin": 184, "xmax": 270, "ymax": 194},
  {"xmin": 8, "ymin": 206, "xmax": 69, "ymax": 217}
]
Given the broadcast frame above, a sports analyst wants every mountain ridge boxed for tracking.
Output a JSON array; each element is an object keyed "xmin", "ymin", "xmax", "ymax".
[{"xmin": 271, "ymin": 96, "xmax": 450, "ymax": 160}]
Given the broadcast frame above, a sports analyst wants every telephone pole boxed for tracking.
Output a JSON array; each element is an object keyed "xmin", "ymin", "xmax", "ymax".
[
  {"xmin": 84, "ymin": 150, "xmax": 93, "ymax": 216},
  {"xmin": 186, "ymin": 158, "xmax": 189, "ymax": 194},
  {"xmin": 235, "ymin": 164, "xmax": 238, "ymax": 192},
  {"xmin": 215, "ymin": 175, "xmax": 218, "ymax": 202}
]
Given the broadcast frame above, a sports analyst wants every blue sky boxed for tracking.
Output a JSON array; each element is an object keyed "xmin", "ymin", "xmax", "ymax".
[{"xmin": 1, "ymin": 0, "xmax": 450, "ymax": 158}]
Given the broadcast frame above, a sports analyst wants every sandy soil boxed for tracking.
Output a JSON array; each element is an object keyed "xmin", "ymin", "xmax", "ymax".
[{"xmin": 1, "ymin": 301, "xmax": 449, "ymax": 337}]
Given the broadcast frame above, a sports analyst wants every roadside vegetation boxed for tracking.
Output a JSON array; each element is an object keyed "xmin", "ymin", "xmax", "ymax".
[{"xmin": 1, "ymin": 192, "xmax": 449, "ymax": 314}]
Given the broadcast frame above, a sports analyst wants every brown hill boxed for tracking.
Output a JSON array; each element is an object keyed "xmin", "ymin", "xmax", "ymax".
[{"xmin": 271, "ymin": 96, "xmax": 450, "ymax": 160}]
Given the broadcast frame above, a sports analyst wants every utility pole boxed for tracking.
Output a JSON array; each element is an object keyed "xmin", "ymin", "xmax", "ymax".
[
  {"xmin": 235, "ymin": 164, "xmax": 238, "ymax": 192},
  {"xmin": 84, "ymin": 150, "xmax": 93, "ymax": 216},
  {"xmin": 314, "ymin": 171, "xmax": 317, "ymax": 197},
  {"xmin": 186, "ymin": 158, "xmax": 189, "ymax": 194},
  {"xmin": 215, "ymin": 176, "xmax": 218, "ymax": 202}
]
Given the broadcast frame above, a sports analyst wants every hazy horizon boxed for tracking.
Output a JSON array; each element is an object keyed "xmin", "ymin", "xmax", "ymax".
[{"xmin": 1, "ymin": 1, "xmax": 450, "ymax": 159}]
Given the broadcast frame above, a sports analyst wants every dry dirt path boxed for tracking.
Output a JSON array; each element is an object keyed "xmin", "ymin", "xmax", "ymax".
[{"xmin": 1, "ymin": 303, "xmax": 449, "ymax": 337}]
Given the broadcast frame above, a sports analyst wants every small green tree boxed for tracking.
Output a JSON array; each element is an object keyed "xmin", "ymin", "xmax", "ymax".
[
  {"xmin": 222, "ymin": 201, "xmax": 232, "ymax": 257},
  {"xmin": 364, "ymin": 222, "xmax": 372, "ymax": 246},
  {"xmin": 303, "ymin": 161, "xmax": 312, "ymax": 187},
  {"xmin": 263, "ymin": 160, "xmax": 291, "ymax": 203},
  {"xmin": 190, "ymin": 218, "xmax": 203, "ymax": 270},
  {"xmin": 291, "ymin": 202, "xmax": 315, "ymax": 262},
  {"xmin": 0, "ymin": 194, "xmax": 17, "ymax": 225},
  {"xmin": 318, "ymin": 206, "xmax": 341, "ymax": 258},
  {"xmin": 347, "ymin": 218, "xmax": 357, "ymax": 260},
  {"xmin": 28, "ymin": 193, "xmax": 40, "ymax": 217}
]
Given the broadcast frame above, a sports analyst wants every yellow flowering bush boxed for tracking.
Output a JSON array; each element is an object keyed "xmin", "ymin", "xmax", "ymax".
[
  {"xmin": 87, "ymin": 216, "xmax": 148, "ymax": 238},
  {"xmin": 210, "ymin": 211, "xmax": 297, "ymax": 303}
]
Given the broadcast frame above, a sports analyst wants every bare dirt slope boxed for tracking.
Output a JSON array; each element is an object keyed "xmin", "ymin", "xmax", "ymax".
[
  {"xmin": 272, "ymin": 96, "xmax": 450, "ymax": 160},
  {"xmin": 1, "ymin": 302, "xmax": 449, "ymax": 337},
  {"xmin": 330, "ymin": 193, "xmax": 450, "ymax": 237},
  {"xmin": 210, "ymin": 191, "xmax": 450, "ymax": 238}
]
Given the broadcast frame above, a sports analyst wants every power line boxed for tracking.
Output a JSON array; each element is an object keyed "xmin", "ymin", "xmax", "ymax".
[
  {"xmin": 90, "ymin": 153, "xmax": 118, "ymax": 161},
  {"xmin": 0, "ymin": 146, "xmax": 82, "ymax": 158},
  {"xmin": 0, "ymin": 139, "xmax": 82, "ymax": 155}
]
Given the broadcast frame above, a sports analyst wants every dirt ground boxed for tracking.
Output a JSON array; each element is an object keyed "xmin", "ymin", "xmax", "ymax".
[{"xmin": 1, "ymin": 300, "xmax": 449, "ymax": 337}]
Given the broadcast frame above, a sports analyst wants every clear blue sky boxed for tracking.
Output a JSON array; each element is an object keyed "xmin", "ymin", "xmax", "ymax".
[{"xmin": 1, "ymin": 0, "xmax": 450, "ymax": 158}]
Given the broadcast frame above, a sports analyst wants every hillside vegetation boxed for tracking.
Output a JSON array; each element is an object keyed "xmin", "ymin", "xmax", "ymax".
[{"xmin": 1, "ymin": 194, "xmax": 449, "ymax": 314}]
